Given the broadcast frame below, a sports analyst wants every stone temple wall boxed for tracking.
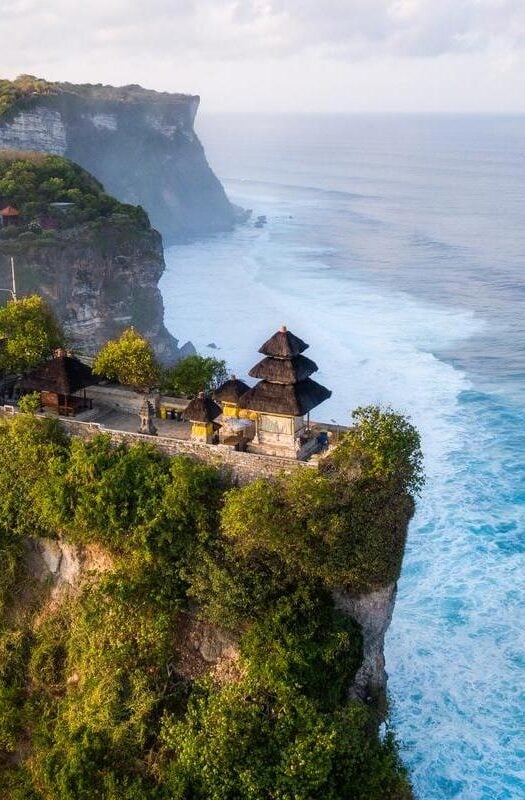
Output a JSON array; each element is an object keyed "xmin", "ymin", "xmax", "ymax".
[{"xmin": 0, "ymin": 407, "xmax": 313, "ymax": 486}]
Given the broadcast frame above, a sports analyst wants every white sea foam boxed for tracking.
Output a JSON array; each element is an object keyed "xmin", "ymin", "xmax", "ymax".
[
  {"xmin": 162, "ymin": 223, "xmax": 479, "ymax": 475},
  {"xmin": 161, "ymin": 134, "xmax": 524, "ymax": 798}
]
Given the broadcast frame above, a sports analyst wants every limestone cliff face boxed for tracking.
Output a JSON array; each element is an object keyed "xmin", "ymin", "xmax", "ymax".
[
  {"xmin": 0, "ymin": 82, "xmax": 235, "ymax": 243},
  {"xmin": 333, "ymin": 583, "xmax": 397, "ymax": 703},
  {"xmin": 0, "ymin": 218, "xmax": 192, "ymax": 361},
  {"xmin": 25, "ymin": 534, "xmax": 397, "ymax": 704}
]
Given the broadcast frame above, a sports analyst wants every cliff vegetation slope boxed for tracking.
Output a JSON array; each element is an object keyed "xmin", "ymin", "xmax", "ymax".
[
  {"xmin": 0, "ymin": 150, "xmax": 186, "ymax": 360},
  {"xmin": 0, "ymin": 406, "xmax": 422, "ymax": 799}
]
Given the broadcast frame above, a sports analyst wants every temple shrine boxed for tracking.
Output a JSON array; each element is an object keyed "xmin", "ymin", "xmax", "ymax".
[{"xmin": 238, "ymin": 325, "xmax": 331, "ymax": 458}]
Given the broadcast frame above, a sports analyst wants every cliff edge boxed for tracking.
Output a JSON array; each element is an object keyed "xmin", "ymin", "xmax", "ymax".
[
  {"xmin": 0, "ymin": 150, "xmax": 190, "ymax": 359},
  {"xmin": 0, "ymin": 76, "xmax": 236, "ymax": 244}
]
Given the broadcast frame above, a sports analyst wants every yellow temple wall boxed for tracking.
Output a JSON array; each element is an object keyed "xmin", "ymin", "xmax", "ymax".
[{"xmin": 191, "ymin": 422, "xmax": 213, "ymax": 439}]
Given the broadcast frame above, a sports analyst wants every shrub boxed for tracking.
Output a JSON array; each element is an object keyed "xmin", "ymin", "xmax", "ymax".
[
  {"xmin": 161, "ymin": 354, "xmax": 227, "ymax": 398},
  {"xmin": 0, "ymin": 147, "xmax": 151, "ymax": 229},
  {"xmin": 92, "ymin": 328, "xmax": 160, "ymax": 391},
  {"xmin": 160, "ymin": 678, "xmax": 412, "ymax": 800},
  {"xmin": 17, "ymin": 391, "xmax": 41, "ymax": 414},
  {"xmin": 325, "ymin": 405, "xmax": 425, "ymax": 495}
]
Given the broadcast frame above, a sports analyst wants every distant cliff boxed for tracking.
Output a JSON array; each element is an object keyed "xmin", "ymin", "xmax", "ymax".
[
  {"xmin": 0, "ymin": 150, "xmax": 191, "ymax": 360},
  {"xmin": 0, "ymin": 76, "xmax": 236, "ymax": 243}
]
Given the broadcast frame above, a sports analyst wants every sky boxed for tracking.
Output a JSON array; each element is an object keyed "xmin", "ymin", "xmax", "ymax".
[{"xmin": 1, "ymin": 1, "xmax": 524, "ymax": 113}]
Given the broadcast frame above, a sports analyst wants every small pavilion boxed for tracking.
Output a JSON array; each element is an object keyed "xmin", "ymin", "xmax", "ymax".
[
  {"xmin": 0, "ymin": 206, "xmax": 20, "ymax": 228},
  {"xmin": 183, "ymin": 392, "xmax": 222, "ymax": 443},
  {"xmin": 239, "ymin": 325, "xmax": 331, "ymax": 457},
  {"xmin": 214, "ymin": 375, "xmax": 251, "ymax": 418},
  {"xmin": 19, "ymin": 350, "xmax": 98, "ymax": 416}
]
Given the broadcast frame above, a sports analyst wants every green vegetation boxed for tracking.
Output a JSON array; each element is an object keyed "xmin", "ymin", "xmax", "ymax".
[
  {"xmin": 0, "ymin": 75, "xmax": 190, "ymax": 118},
  {"xmin": 17, "ymin": 391, "xmax": 41, "ymax": 413},
  {"xmin": 0, "ymin": 294, "xmax": 64, "ymax": 374},
  {"xmin": 93, "ymin": 337, "xmax": 228, "ymax": 398},
  {"xmin": 93, "ymin": 327, "xmax": 160, "ymax": 391},
  {"xmin": 0, "ymin": 150, "xmax": 149, "ymax": 232},
  {"xmin": 0, "ymin": 75, "xmax": 55, "ymax": 118},
  {"xmin": 161, "ymin": 354, "xmax": 228, "ymax": 397},
  {"xmin": 0, "ymin": 406, "xmax": 421, "ymax": 798}
]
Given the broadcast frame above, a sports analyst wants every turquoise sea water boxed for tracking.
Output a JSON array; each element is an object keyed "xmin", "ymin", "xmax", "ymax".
[{"xmin": 161, "ymin": 114, "xmax": 525, "ymax": 799}]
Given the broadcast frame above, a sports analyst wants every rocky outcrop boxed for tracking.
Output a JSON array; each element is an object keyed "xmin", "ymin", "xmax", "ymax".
[
  {"xmin": 333, "ymin": 583, "xmax": 397, "ymax": 703},
  {"xmin": 0, "ymin": 81, "xmax": 236, "ymax": 243},
  {"xmin": 24, "ymin": 537, "xmax": 113, "ymax": 598},
  {"xmin": 0, "ymin": 217, "xmax": 193, "ymax": 360}
]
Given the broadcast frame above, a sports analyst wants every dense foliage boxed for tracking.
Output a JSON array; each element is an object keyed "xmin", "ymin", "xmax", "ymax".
[
  {"xmin": 161, "ymin": 354, "xmax": 228, "ymax": 398},
  {"xmin": 0, "ymin": 150, "xmax": 149, "ymax": 231},
  {"xmin": 0, "ymin": 407, "xmax": 420, "ymax": 799},
  {"xmin": 93, "ymin": 327, "xmax": 160, "ymax": 391},
  {"xmin": 0, "ymin": 295, "xmax": 64, "ymax": 374},
  {"xmin": 0, "ymin": 75, "xmax": 55, "ymax": 118}
]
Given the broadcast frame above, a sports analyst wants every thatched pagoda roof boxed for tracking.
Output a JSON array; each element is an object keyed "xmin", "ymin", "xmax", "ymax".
[
  {"xmin": 213, "ymin": 376, "xmax": 250, "ymax": 404},
  {"xmin": 259, "ymin": 326, "xmax": 308, "ymax": 359},
  {"xmin": 19, "ymin": 354, "xmax": 98, "ymax": 395},
  {"xmin": 182, "ymin": 392, "xmax": 222, "ymax": 423},
  {"xmin": 239, "ymin": 377, "xmax": 331, "ymax": 416},
  {"xmin": 249, "ymin": 354, "xmax": 318, "ymax": 384}
]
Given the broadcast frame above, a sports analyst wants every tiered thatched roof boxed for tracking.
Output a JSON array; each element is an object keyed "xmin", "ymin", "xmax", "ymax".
[
  {"xmin": 20, "ymin": 354, "xmax": 97, "ymax": 395},
  {"xmin": 183, "ymin": 392, "xmax": 222, "ymax": 423},
  {"xmin": 240, "ymin": 378, "xmax": 331, "ymax": 416},
  {"xmin": 240, "ymin": 326, "xmax": 331, "ymax": 416},
  {"xmin": 258, "ymin": 328, "xmax": 308, "ymax": 358},
  {"xmin": 214, "ymin": 376, "xmax": 251, "ymax": 403},
  {"xmin": 249, "ymin": 354, "xmax": 318, "ymax": 384}
]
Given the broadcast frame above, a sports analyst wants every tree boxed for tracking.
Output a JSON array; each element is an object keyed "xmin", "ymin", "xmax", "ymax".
[
  {"xmin": 92, "ymin": 328, "xmax": 160, "ymax": 391},
  {"xmin": 324, "ymin": 405, "xmax": 425, "ymax": 495},
  {"xmin": 0, "ymin": 295, "xmax": 64, "ymax": 374},
  {"xmin": 161, "ymin": 354, "xmax": 227, "ymax": 398}
]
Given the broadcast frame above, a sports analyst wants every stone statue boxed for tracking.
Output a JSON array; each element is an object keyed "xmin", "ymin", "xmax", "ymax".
[{"xmin": 138, "ymin": 398, "xmax": 157, "ymax": 436}]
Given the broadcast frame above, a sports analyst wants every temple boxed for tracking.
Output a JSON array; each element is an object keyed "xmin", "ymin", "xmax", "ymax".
[{"xmin": 239, "ymin": 325, "xmax": 331, "ymax": 458}]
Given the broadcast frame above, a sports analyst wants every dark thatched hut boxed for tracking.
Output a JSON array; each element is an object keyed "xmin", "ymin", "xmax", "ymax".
[
  {"xmin": 213, "ymin": 375, "xmax": 251, "ymax": 418},
  {"xmin": 182, "ymin": 392, "xmax": 222, "ymax": 443},
  {"xmin": 239, "ymin": 325, "xmax": 331, "ymax": 456},
  {"xmin": 214, "ymin": 376, "xmax": 250, "ymax": 404},
  {"xmin": 19, "ymin": 351, "xmax": 98, "ymax": 416}
]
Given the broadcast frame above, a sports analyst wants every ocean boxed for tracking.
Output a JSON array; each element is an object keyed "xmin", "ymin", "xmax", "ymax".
[{"xmin": 160, "ymin": 113, "xmax": 525, "ymax": 800}]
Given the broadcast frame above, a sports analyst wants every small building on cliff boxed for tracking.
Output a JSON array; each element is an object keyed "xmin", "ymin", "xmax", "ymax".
[
  {"xmin": 19, "ymin": 350, "xmax": 99, "ymax": 416},
  {"xmin": 213, "ymin": 375, "xmax": 250, "ymax": 418},
  {"xmin": 0, "ymin": 206, "xmax": 20, "ymax": 227},
  {"xmin": 183, "ymin": 391, "xmax": 222, "ymax": 443}
]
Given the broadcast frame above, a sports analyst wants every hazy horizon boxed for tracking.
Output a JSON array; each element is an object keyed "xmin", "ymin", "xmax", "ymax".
[{"xmin": 1, "ymin": 1, "xmax": 524, "ymax": 114}]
